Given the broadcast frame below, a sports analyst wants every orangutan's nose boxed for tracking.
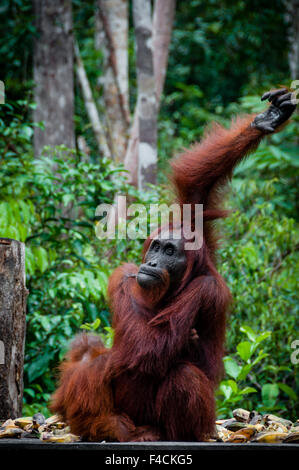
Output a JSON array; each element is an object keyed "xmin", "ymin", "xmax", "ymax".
[{"xmin": 147, "ymin": 260, "xmax": 157, "ymax": 267}]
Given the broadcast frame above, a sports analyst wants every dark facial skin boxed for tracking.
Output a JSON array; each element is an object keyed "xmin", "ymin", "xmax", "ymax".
[{"xmin": 137, "ymin": 237, "xmax": 187, "ymax": 290}]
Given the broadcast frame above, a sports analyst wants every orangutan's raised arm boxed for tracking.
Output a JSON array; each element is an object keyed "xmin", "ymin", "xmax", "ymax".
[{"xmin": 171, "ymin": 88, "xmax": 296, "ymax": 211}]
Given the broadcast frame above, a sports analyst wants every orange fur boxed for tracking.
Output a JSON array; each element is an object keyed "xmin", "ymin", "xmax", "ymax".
[{"xmin": 51, "ymin": 114, "xmax": 269, "ymax": 442}]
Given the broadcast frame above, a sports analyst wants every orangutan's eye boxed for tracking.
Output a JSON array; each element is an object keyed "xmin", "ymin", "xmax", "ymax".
[
  {"xmin": 152, "ymin": 241, "xmax": 160, "ymax": 252},
  {"xmin": 165, "ymin": 245, "xmax": 174, "ymax": 256}
]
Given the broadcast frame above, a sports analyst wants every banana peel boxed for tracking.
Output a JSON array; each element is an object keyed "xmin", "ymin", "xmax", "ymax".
[
  {"xmin": 233, "ymin": 408, "xmax": 250, "ymax": 423},
  {"xmin": 14, "ymin": 417, "xmax": 33, "ymax": 429},
  {"xmin": 45, "ymin": 415, "xmax": 65, "ymax": 428},
  {"xmin": 226, "ymin": 427, "xmax": 256, "ymax": 443},
  {"xmin": 216, "ymin": 425, "xmax": 233, "ymax": 441},
  {"xmin": 283, "ymin": 432, "xmax": 299, "ymax": 443},
  {"xmin": 262, "ymin": 414, "xmax": 292, "ymax": 429},
  {"xmin": 253, "ymin": 432, "xmax": 287, "ymax": 443},
  {"xmin": 0, "ymin": 427, "xmax": 24, "ymax": 438},
  {"xmin": 40, "ymin": 432, "xmax": 80, "ymax": 443}
]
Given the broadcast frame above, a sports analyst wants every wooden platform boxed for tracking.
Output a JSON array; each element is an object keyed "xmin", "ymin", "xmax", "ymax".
[{"xmin": 0, "ymin": 438, "xmax": 298, "ymax": 452}]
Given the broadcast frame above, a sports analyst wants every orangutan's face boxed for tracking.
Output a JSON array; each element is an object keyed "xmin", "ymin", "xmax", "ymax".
[{"xmin": 137, "ymin": 237, "xmax": 187, "ymax": 290}]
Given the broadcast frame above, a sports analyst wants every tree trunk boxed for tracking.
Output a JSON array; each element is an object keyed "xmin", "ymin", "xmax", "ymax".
[
  {"xmin": 124, "ymin": 110, "xmax": 139, "ymax": 186},
  {"xmin": 133, "ymin": 0, "xmax": 157, "ymax": 190},
  {"xmin": 95, "ymin": 0, "xmax": 129, "ymax": 162},
  {"xmin": 125, "ymin": 0, "xmax": 175, "ymax": 187},
  {"xmin": 33, "ymin": 0, "xmax": 75, "ymax": 157},
  {"xmin": 284, "ymin": 0, "xmax": 299, "ymax": 80},
  {"xmin": 153, "ymin": 0, "xmax": 176, "ymax": 110},
  {"xmin": 0, "ymin": 239, "xmax": 27, "ymax": 420},
  {"xmin": 74, "ymin": 42, "xmax": 111, "ymax": 159}
]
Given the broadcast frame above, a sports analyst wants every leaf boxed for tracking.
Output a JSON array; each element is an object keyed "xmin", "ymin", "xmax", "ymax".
[
  {"xmin": 19, "ymin": 200, "xmax": 32, "ymax": 224},
  {"xmin": 219, "ymin": 384, "xmax": 233, "ymax": 400},
  {"xmin": 40, "ymin": 316, "xmax": 51, "ymax": 332},
  {"xmin": 237, "ymin": 363, "xmax": 253, "ymax": 381},
  {"xmin": 240, "ymin": 325, "xmax": 257, "ymax": 342},
  {"xmin": 20, "ymin": 125, "xmax": 33, "ymax": 140},
  {"xmin": 277, "ymin": 383, "xmax": 298, "ymax": 401},
  {"xmin": 240, "ymin": 387, "xmax": 257, "ymax": 395},
  {"xmin": 237, "ymin": 341, "xmax": 253, "ymax": 362},
  {"xmin": 92, "ymin": 318, "xmax": 101, "ymax": 330},
  {"xmin": 101, "ymin": 326, "xmax": 114, "ymax": 348},
  {"xmin": 226, "ymin": 380, "xmax": 238, "ymax": 394},
  {"xmin": 80, "ymin": 318, "xmax": 101, "ymax": 331},
  {"xmin": 262, "ymin": 384, "xmax": 279, "ymax": 408},
  {"xmin": 224, "ymin": 357, "xmax": 241, "ymax": 379},
  {"xmin": 27, "ymin": 351, "xmax": 54, "ymax": 382},
  {"xmin": 85, "ymin": 302, "xmax": 99, "ymax": 321},
  {"xmin": 25, "ymin": 247, "xmax": 35, "ymax": 275},
  {"xmin": 24, "ymin": 388, "xmax": 35, "ymax": 398},
  {"xmin": 251, "ymin": 352, "xmax": 269, "ymax": 367},
  {"xmin": 62, "ymin": 194, "xmax": 74, "ymax": 207},
  {"xmin": 255, "ymin": 331, "xmax": 271, "ymax": 344},
  {"xmin": 33, "ymin": 246, "xmax": 48, "ymax": 273}
]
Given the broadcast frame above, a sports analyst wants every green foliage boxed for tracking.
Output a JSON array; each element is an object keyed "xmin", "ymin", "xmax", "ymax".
[
  {"xmin": 217, "ymin": 179, "xmax": 299, "ymax": 418},
  {"xmin": 0, "ymin": 101, "xmax": 142, "ymax": 412},
  {"xmin": 80, "ymin": 318, "xmax": 114, "ymax": 348},
  {"xmin": 23, "ymin": 385, "xmax": 51, "ymax": 418},
  {"xmin": 0, "ymin": 0, "xmax": 34, "ymax": 100},
  {"xmin": 166, "ymin": 0, "xmax": 289, "ymax": 108},
  {"xmin": 234, "ymin": 94, "xmax": 299, "ymax": 218},
  {"xmin": 0, "ymin": 102, "xmax": 166, "ymax": 415},
  {"xmin": 157, "ymin": 0, "xmax": 291, "ymax": 179},
  {"xmin": 217, "ymin": 326, "xmax": 270, "ymax": 416},
  {"xmin": 217, "ymin": 325, "xmax": 298, "ymax": 418}
]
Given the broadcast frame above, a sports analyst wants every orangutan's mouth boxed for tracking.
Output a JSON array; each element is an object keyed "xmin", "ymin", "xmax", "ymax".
[{"xmin": 138, "ymin": 267, "xmax": 163, "ymax": 280}]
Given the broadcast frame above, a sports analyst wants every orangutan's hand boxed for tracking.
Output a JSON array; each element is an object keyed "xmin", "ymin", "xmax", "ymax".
[{"xmin": 252, "ymin": 88, "xmax": 297, "ymax": 133}]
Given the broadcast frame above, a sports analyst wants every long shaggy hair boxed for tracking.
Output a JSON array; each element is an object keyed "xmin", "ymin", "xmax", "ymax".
[{"xmin": 51, "ymin": 113, "xmax": 267, "ymax": 442}]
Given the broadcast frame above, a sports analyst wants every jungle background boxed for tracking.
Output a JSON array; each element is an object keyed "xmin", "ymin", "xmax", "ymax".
[{"xmin": 0, "ymin": 0, "xmax": 298, "ymax": 420}]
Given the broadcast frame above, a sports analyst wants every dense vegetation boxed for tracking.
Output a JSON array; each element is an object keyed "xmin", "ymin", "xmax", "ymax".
[{"xmin": 0, "ymin": 0, "xmax": 298, "ymax": 419}]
